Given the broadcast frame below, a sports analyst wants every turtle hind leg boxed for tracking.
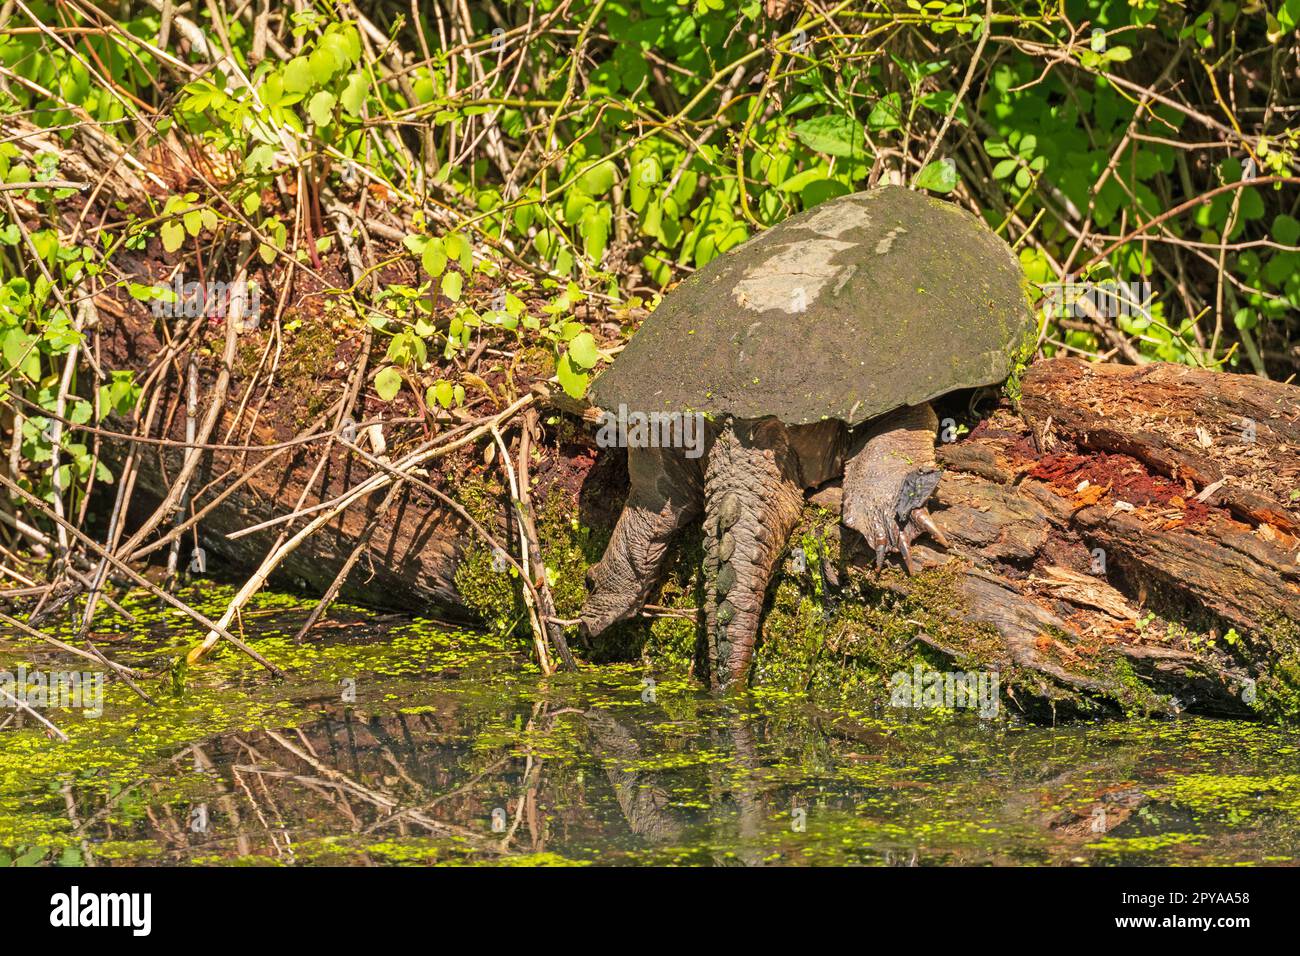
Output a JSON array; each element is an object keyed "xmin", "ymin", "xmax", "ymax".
[
  {"xmin": 841, "ymin": 403, "xmax": 946, "ymax": 573},
  {"xmin": 703, "ymin": 419, "xmax": 804, "ymax": 691},
  {"xmin": 580, "ymin": 444, "xmax": 705, "ymax": 639}
]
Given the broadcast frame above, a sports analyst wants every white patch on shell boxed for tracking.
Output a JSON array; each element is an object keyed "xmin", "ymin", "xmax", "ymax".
[
  {"xmin": 875, "ymin": 226, "xmax": 907, "ymax": 255},
  {"xmin": 831, "ymin": 264, "xmax": 857, "ymax": 296},
  {"xmin": 798, "ymin": 200, "xmax": 873, "ymax": 238},
  {"xmin": 732, "ymin": 239, "xmax": 855, "ymax": 313}
]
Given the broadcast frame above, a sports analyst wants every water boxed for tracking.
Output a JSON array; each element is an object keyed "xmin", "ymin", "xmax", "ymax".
[{"xmin": 2, "ymin": 586, "xmax": 1299, "ymax": 866}]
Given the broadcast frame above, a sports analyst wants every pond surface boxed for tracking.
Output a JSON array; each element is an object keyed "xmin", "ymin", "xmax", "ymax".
[{"xmin": 2, "ymin": 586, "xmax": 1299, "ymax": 866}]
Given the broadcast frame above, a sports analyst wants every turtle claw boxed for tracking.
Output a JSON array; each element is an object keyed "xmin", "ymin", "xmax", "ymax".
[
  {"xmin": 897, "ymin": 534, "xmax": 916, "ymax": 575},
  {"xmin": 911, "ymin": 506, "xmax": 949, "ymax": 549},
  {"xmin": 858, "ymin": 505, "xmax": 909, "ymax": 573}
]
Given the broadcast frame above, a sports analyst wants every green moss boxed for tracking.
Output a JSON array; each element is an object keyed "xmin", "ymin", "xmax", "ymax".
[
  {"xmin": 1000, "ymin": 322, "xmax": 1039, "ymax": 407},
  {"xmin": 537, "ymin": 491, "xmax": 596, "ymax": 619},
  {"xmin": 455, "ymin": 543, "xmax": 525, "ymax": 636},
  {"xmin": 748, "ymin": 507, "xmax": 1017, "ymax": 709},
  {"xmin": 1086, "ymin": 832, "xmax": 1208, "ymax": 855},
  {"xmin": 1250, "ymin": 617, "xmax": 1300, "ymax": 723},
  {"xmin": 1097, "ymin": 655, "xmax": 1173, "ymax": 717},
  {"xmin": 1152, "ymin": 772, "xmax": 1300, "ymax": 822},
  {"xmin": 452, "ymin": 474, "xmax": 526, "ymax": 638}
]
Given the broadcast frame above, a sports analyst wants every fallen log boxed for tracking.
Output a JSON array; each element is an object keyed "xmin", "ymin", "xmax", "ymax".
[
  {"xmin": 95, "ymin": 291, "xmax": 1300, "ymax": 716},
  {"xmin": 897, "ymin": 359, "xmax": 1299, "ymax": 717}
]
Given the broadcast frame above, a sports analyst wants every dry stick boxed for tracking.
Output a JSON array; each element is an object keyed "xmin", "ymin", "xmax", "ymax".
[
  {"xmin": 126, "ymin": 406, "xmax": 343, "ymax": 562},
  {"xmin": 185, "ymin": 394, "xmax": 536, "ymax": 665},
  {"xmin": 362, "ymin": 752, "xmax": 513, "ymax": 834},
  {"xmin": 1060, "ymin": 48, "xmax": 1184, "ymax": 277},
  {"xmin": 0, "ymin": 396, "xmax": 406, "ymax": 460},
  {"xmin": 75, "ymin": 377, "xmax": 166, "ymax": 634},
  {"xmin": 0, "ymin": 509, "xmax": 137, "ymax": 626},
  {"xmin": 46, "ymin": 298, "xmax": 91, "ymax": 558},
  {"xmin": 329, "ymin": 433, "xmax": 555, "ymax": 648},
  {"xmin": 61, "ymin": 783, "xmax": 96, "ymax": 867},
  {"xmin": 0, "ymin": 188, "xmax": 84, "ymax": 561},
  {"xmin": 0, "ymin": 683, "xmax": 68, "ymax": 741},
  {"xmin": 0, "ymin": 472, "xmax": 285, "ymax": 677},
  {"xmin": 515, "ymin": 408, "xmax": 576, "ymax": 670},
  {"xmin": 498, "ymin": 700, "xmax": 543, "ymax": 850},
  {"xmin": 290, "ymin": 476, "xmax": 406, "ymax": 642},
  {"xmin": 260, "ymin": 728, "xmax": 500, "ymax": 848},
  {"xmin": 0, "ymin": 608, "xmax": 143, "ymax": 676},
  {"xmin": 166, "ymin": 351, "xmax": 199, "ymax": 581},
  {"xmin": 1079, "ymin": 175, "xmax": 1300, "ymax": 273},
  {"xmin": 233, "ymin": 307, "xmax": 371, "ymax": 591},
  {"xmin": 2, "ymin": 591, "xmax": 154, "ymax": 702},
  {"xmin": 114, "ymin": 279, "xmax": 240, "ymax": 560},
  {"xmin": 225, "ymin": 415, "xmax": 484, "ymax": 541},
  {"xmin": 490, "ymin": 422, "xmax": 552, "ymax": 676},
  {"xmin": 0, "ymin": 178, "xmax": 85, "ymax": 191},
  {"xmin": 913, "ymin": 0, "xmax": 992, "ymax": 178},
  {"xmin": 257, "ymin": 203, "xmax": 375, "ymax": 642}
]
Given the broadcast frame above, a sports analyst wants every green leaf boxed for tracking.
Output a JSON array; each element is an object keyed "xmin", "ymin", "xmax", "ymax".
[
  {"xmin": 992, "ymin": 159, "xmax": 1019, "ymax": 180},
  {"xmin": 374, "ymin": 366, "xmax": 403, "ymax": 401},
  {"xmin": 160, "ymin": 220, "xmax": 185, "ymax": 253},
  {"xmin": 309, "ymin": 47, "xmax": 339, "ymax": 85},
  {"xmin": 443, "ymin": 233, "xmax": 473, "ymax": 272},
  {"xmin": 580, "ymin": 206, "xmax": 609, "ymax": 262},
  {"xmin": 918, "ymin": 90, "xmax": 968, "ymax": 126},
  {"xmin": 1271, "ymin": 214, "xmax": 1300, "ymax": 246},
  {"xmin": 801, "ymin": 179, "xmax": 849, "ymax": 208},
  {"xmin": 793, "ymin": 115, "xmax": 866, "ymax": 158},
  {"xmin": 282, "ymin": 57, "xmax": 314, "ymax": 94},
  {"xmin": 441, "ymin": 271, "xmax": 463, "ymax": 302},
  {"xmin": 575, "ymin": 160, "xmax": 617, "ymax": 196},
  {"xmin": 778, "ymin": 168, "xmax": 831, "ymax": 194},
  {"xmin": 429, "ymin": 380, "xmax": 454, "ymax": 409},
  {"xmin": 341, "ymin": 72, "xmax": 368, "ymax": 116},
  {"xmin": 555, "ymin": 352, "xmax": 588, "ymax": 399},
  {"xmin": 308, "ymin": 91, "xmax": 336, "ymax": 127},
  {"xmin": 913, "ymin": 158, "xmax": 958, "ymax": 194},
  {"xmin": 422, "ymin": 240, "xmax": 447, "ymax": 277},
  {"xmin": 566, "ymin": 331, "xmax": 600, "ymax": 369},
  {"xmin": 867, "ymin": 93, "xmax": 904, "ymax": 132}
]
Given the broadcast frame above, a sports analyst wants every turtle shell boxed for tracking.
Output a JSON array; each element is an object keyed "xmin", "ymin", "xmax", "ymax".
[{"xmin": 589, "ymin": 185, "xmax": 1034, "ymax": 427}]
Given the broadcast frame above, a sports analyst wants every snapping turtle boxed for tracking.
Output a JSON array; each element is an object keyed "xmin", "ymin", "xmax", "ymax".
[{"xmin": 580, "ymin": 185, "xmax": 1033, "ymax": 689}]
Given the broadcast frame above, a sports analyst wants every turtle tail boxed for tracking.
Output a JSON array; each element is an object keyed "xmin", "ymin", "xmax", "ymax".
[{"xmin": 702, "ymin": 418, "xmax": 804, "ymax": 691}]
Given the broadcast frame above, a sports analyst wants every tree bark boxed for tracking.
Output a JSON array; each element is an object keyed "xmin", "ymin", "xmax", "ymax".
[{"xmin": 879, "ymin": 359, "xmax": 1299, "ymax": 716}]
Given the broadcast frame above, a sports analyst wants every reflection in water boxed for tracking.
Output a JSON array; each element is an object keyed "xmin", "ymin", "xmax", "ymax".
[{"xmin": 2, "ymin": 592, "xmax": 1300, "ymax": 866}]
